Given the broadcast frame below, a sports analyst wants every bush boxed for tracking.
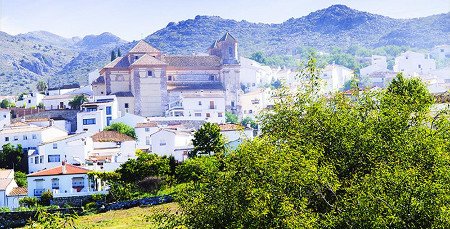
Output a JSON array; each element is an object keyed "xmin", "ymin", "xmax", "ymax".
[
  {"xmin": 40, "ymin": 190, "xmax": 53, "ymax": 206},
  {"xmin": 20, "ymin": 197, "xmax": 38, "ymax": 207},
  {"xmin": 0, "ymin": 207, "xmax": 10, "ymax": 212},
  {"xmin": 104, "ymin": 122, "xmax": 137, "ymax": 139},
  {"xmin": 14, "ymin": 171, "xmax": 27, "ymax": 187},
  {"xmin": 176, "ymin": 156, "xmax": 220, "ymax": 183},
  {"xmin": 91, "ymin": 193, "xmax": 106, "ymax": 202}
]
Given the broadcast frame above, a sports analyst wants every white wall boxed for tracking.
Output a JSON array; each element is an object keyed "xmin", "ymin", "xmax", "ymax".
[
  {"xmin": 27, "ymin": 173, "xmax": 93, "ymax": 197},
  {"xmin": 394, "ymin": 51, "xmax": 436, "ymax": 76}
]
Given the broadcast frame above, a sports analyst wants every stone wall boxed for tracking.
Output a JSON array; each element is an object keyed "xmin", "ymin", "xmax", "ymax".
[
  {"xmin": 12, "ymin": 109, "xmax": 79, "ymax": 132},
  {"xmin": 0, "ymin": 208, "xmax": 82, "ymax": 228},
  {"xmin": 51, "ymin": 195, "xmax": 94, "ymax": 207}
]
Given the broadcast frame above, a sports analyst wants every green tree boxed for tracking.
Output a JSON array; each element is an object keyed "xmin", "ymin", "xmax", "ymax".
[
  {"xmin": 14, "ymin": 171, "xmax": 27, "ymax": 187},
  {"xmin": 0, "ymin": 99, "xmax": 14, "ymax": 108},
  {"xmin": 225, "ymin": 112, "xmax": 238, "ymax": 124},
  {"xmin": 176, "ymin": 156, "xmax": 220, "ymax": 183},
  {"xmin": 117, "ymin": 151, "xmax": 170, "ymax": 184},
  {"xmin": 36, "ymin": 80, "xmax": 47, "ymax": 93},
  {"xmin": 111, "ymin": 50, "xmax": 116, "ymax": 61},
  {"xmin": 191, "ymin": 123, "xmax": 225, "ymax": 157},
  {"xmin": 117, "ymin": 48, "xmax": 122, "ymax": 57},
  {"xmin": 68, "ymin": 94, "xmax": 88, "ymax": 110},
  {"xmin": 249, "ymin": 51, "xmax": 266, "ymax": 64},
  {"xmin": 39, "ymin": 190, "xmax": 53, "ymax": 206},
  {"xmin": 0, "ymin": 144, "xmax": 25, "ymax": 172},
  {"xmin": 104, "ymin": 122, "xmax": 137, "ymax": 139},
  {"xmin": 241, "ymin": 116, "xmax": 257, "ymax": 129}
]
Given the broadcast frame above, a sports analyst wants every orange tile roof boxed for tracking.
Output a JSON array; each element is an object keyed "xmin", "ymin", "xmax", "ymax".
[
  {"xmin": 219, "ymin": 123, "xmax": 246, "ymax": 131},
  {"xmin": 129, "ymin": 40, "xmax": 161, "ymax": 53},
  {"xmin": 136, "ymin": 122, "xmax": 158, "ymax": 128},
  {"xmin": 28, "ymin": 164, "xmax": 90, "ymax": 177},
  {"xmin": 8, "ymin": 187, "xmax": 27, "ymax": 196},
  {"xmin": 163, "ymin": 55, "xmax": 222, "ymax": 68},
  {"xmin": 92, "ymin": 130, "xmax": 135, "ymax": 142}
]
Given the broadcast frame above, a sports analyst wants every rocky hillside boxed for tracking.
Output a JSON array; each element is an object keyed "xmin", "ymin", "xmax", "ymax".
[{"xmin": 0, "ymin": 4, "xmax": 448, "ymax": 95}]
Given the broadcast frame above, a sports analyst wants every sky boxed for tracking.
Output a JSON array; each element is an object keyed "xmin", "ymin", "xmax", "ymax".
[{"xmin": 0, "ymin": 0, "xmax": 449, "ymax": 41}]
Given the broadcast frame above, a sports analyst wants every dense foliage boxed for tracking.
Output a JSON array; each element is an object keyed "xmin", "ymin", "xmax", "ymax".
[
  {"xmin": 0, "ymin": 143, "xmax": 26, "ymax": 172},
  {"xmin": 174, "ymin": 59, "xmax": 450, "ymax": 228},
  {"xmin": 104, "ymin": 122, "xmax": 137, "ymax": 139},
  {"xmin": 191, "ymin": 123, "xmax": 225, "ymax": 157},
  {"xmin": 68, "ymin": 94, "xmax": 88, "ymax": 110}
]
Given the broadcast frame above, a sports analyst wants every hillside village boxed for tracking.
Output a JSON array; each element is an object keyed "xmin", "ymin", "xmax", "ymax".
[{"xmin": 0, "ymin": 31, "xmax": 450, "ymax": 211}]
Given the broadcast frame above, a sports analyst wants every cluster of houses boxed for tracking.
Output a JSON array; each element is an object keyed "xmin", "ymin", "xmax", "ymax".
[{"xmin": 0, "ymin": 33, "xmax": 449, "ymax": 210}]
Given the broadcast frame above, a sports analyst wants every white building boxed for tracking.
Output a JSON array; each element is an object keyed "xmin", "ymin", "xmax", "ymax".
[
  {"xmin": 320, "ymin": 64, "xmax": 354, "ymax": 93},
  {"xmin": 367, "ymin": 71, "xmax": 398, "ymax": 88},
  {"xmin": 360, "ymin": 55, "xmax": 389, "ymax": 77},
  {"xmin": 28, "ymin": 132, "xmax": 93, "ymax": 173},
  {"xmin": 42, "ymin": 94, "xmax": 80, "ymax": 110},
  {"xmin": 17, "ymin": 92, "xmax": 45, "ymax": 108},
  {"xmin": 135, "ymin": 122, "xmax": 160, "ymax": 151},
  {"xmin": 431, "ymin": 45, "xmax": 450, "ymax": 59},
  {"xmin": 394, "ymin": 51, "xmax": 436, "ymax": 77},
  {"xmin": 240, "ymin": 57, "xmax": 273, "ymax": 92},
  {"xmin": 0, "ymin": 123, "xmax": 68, "ymax": 152},
  {"xmin": 0, "ymin": 169, "xmax": 27, "ymax": 210},
  {"xmin": 219, "ymin": 123, "xmax": 254, "ymax": 150},
  {"xmin": 23, "ymin": 118, "xmax": 71, "ymax": 134},
  {"xmin": 47, "ymin": 84, "xmax": 80, "ymax": 96},
  {"xmin": 239, "ymin": 88, "xmax": 274, "ymax": 119},
  {"xmin": 86, "ymin": 131, "xmax": 137, "ymax": 172},
  {"xmin": 0, "ymin": 109, "xmax": 11, "ymax": 130},
  {"xmin": 76, "ymin": 96, "xmax": 119, "ymax": 133},
  {"xmin": 166, "ymin": 91, "xmax": 226, "ymax": 124},
  {"xmin": 110, "ymin": 113, "xmax": 147, "ymax": 128},
  {"xmin": 149, "ymin": 128, "xmax": 193, "ymax": 162},
  {"xmin": 27, "ymin": 163, "xmax": 106, "ymax": 198}
]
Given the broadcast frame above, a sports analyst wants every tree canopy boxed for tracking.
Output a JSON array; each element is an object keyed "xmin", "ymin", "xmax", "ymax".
[
  {"xmin": 104, "ymin": 122, "xmax": 137, "ymax": 139},
  {"xmin": 191, "ymin": 122, "xmax": 225, "ymax": 157},
  {"xmin": 68, "ymin": 94, "xmax": 88, "ymax": 110}
]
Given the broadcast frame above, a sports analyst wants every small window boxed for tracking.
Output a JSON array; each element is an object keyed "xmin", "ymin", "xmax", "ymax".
[
  {"xmin": 209, "ymin": 75, "xmax": 215, "ymax": 81},
  {"xmin": 125, "ymin": 103, "xmax": 129, "ymax": 109},
  {"xmin": 218, "ymin": 112, "xmax": 223, "ymax": 117},
  {"xmin": 28, "ymin": 100, "xmax": 31, "ymax": 104},
  {"xmin": 106, "ymin": 117, "xmax": 112, "ymax": 126},
  {"xmin": 32, "ymin": 134, "xmax": 37, "ymax": 139},
  {"xmin": 52, "ymin": 178, "xmax": 59, "ymax": 189},
  {"xmin": 146, "ymin": 136, "xmax": 151, "ymax": 145},
  {"xmin": 195, "ymin": 113, "xmax": 201, "ymax": 117},
  {"xmin": 83, "ymin": 118, "xmax": 96, "ymax": 125},
  {"xmin": 106, "ymin": 106, "xmax": 112, "ymax": 115},
  {"xmin": 145, "ymin": 128, "xmax": 150, "ymax": 132},
  {"xmin": 160, "ymin": 140, "xmax": 166, "ymax": 146},
  {"xmin": 168, "ymin": 75, "xmax": 172, "ymax": 81},
  {"xmin": 147, "ymin": 70, "xmax": 153, "ymax": 77},
  {"xmin": 35, "ymin": 156, "xmax": 39, "ymax": 164},
  {"xmin": 53, "ymin": 143, "xmax": 57, "ymax": 149},
  {"xmin": 441, "ymin": 49, "xmax": 445, "ymax": 52},
  {"xmin": 48, "ymin": 155, "xmax": 60, "ymax": 163},
  {"xmin": 198, "ymin": 101, "xmax": 202, "ymax": 106},
  {"xmin": 231, "ymin": 101, "xmax": 235, "ymax": 107},
  {"xmin": 206, "ymin": 113, "xmax": 211, "ymax": 118},
  {"xmin": 5, "ymin": 137, "xmax": 9, "ymax": 141},
  {"xmin": 86, "ymin": 107, "xmax": 97, "ymax": 112},
  {"xmin": 418, "ymin": 64, "xmax": 421, "ymax": 69},
  {"xmin": 14, "ymin": 136, "xmax": 18, "ymax": 141},
  {"xmin": 249, "ymin": 110, "xmax": 253, "ymax": 114},
  {"xmin": 135, "ymin": 56, "xmax": 139, "ymax": 60},
  {"xmin": 23, "ymin": 135, "xmax": 27, "ymax": 140},
  {"xmin": 30, "ymin": 157, "xmax": 33, "ymax": 164},
  {"xmin": 39, "ymin": 155, "xmax": 43, "ymax": 163},
  {"xmin": 228, "ymin": 47, "xmax": 233, "ymax": 55}
]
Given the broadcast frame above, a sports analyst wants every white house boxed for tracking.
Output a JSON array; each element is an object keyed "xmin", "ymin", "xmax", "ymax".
[
  {"xmin": 166, "ymin": 91, "xmax": 226, "ymax": 124},
  {"xmin": 76, "ymin": 96, "xmax": 119, "ymax": 133},
  {"xmin": 110, "ymin": 113, "xmax": 147, "ymax": 128},
  {"xmin": 0, "ymin": 123, "xmax": 68, "ymax": 152},
  {"xmin": 219, "ymin": 123, "xmax": 254, "ymax": 150},
  {"xmin": 27, "ymin": 163, "xmax": 106, "ymax": 198},
  {"xmin": 85, "ymin": 131, "xmax": 137, "ymax": 172},
  {"xmin": 0, "ymin": 109, "xmax": 11, "ymax": 130},
  {"xmin": 367, "ymin": 71, "xmax": 398, "ymax": 88},
  {"xmin": 28, "ymin": 132, "xmax": 93, "ymax": 173},
  {"xmin": 17, "ymin": 92, "xmax": 45, "ymax": 108},
  {"xmin": 47, "ymin": 84, "xmax": 80, "ymax": 96},
  {"xmin": 360, "ymin": 55, "xmax": 389, "ymax": 77},
  {"xmin": 431, "ymin": 45, "xmax": 450, "ymax": 59},
  {"xmin": 240, "ymin": 57, "xmax": 273, "ymax": 92},
  {"xmin": 0, "ymin": 169, "xmax": 27, "ymax": 210},
  {"xmin": 135, "ymin": 122, "xmax": 160, "ymax": 151},
  {"xmin": 22, "ymin": 118, "xmax": 71, "ymax": 134},
  {"xmin": 239, "ymin": 88, "xmax": 274, "ymax": 119},
  {"xmin": 42, "ymin": 94, "xmax": 80, "ymax": 110},
  {"xmin": 394, "ymin": 51, "xmax": 436, "ymax": 77},
  {"xmin": 149, "ymin": 128, "xmax": 193, "ymax": 162},
  {"xmin": 320, "ymin": 64, "xmax": 354, "ymax": 93}
]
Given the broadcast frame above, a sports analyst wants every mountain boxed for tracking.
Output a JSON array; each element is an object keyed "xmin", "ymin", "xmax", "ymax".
[{"xmin": 0, "ymin": 4, "xmax": 449, "ymax": 95}]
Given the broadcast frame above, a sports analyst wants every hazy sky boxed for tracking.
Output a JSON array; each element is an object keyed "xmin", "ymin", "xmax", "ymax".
[{"xmin": 0, "ymin": 0, "xmax": 449, "ymax": 41}]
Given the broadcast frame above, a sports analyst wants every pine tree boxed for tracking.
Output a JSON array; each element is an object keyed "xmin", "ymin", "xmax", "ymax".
[
  {"xmin": 111, "ymin": 50, "xmax": 116, "ymax": 61},
  {"xmin": 117, "ymin": 48, "xmax": 122, "ymax": 57}
]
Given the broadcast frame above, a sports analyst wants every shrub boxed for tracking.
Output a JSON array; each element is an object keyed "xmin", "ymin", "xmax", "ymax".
[
  {"xmin": 40, "ymin": 190, "xmax": 53, "ymax": 206},
  {"xmin": 176, "ymin": 156, "xmax": 220, "ymax": 183},
  {"xmin": 20, "ymin": 197, "xmax": 38, "ymax": 207}
]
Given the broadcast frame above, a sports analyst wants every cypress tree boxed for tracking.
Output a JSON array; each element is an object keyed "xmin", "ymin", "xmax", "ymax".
[
  {"xmin": 111, "ymin": 50, "xmax": 116, "ymax": 61},
  {"xmin": 117, "ymin": 48, "xmax": 122, "ymax": 57}
]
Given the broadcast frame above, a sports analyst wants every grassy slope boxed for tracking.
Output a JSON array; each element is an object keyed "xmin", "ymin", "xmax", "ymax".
[{"xmin": 74, "ymin": 203, "xmax": 179, "ymax": 229}]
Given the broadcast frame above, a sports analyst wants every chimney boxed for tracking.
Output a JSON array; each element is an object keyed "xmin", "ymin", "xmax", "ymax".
[{"xmin": 62, "ymin": 160, "xmax": 67, "ymax": 174}]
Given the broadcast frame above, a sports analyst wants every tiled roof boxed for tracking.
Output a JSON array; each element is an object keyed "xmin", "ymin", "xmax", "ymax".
[
  {"xmin": 182, "ymin": 92, "xmax": 225, "ymax": 98},
  {"xmin": 8, "ymin": 187, "xmax": 27, "ymax": 196},
  {"xmin": 167, "ymin": 82, "xmax": 225, "ymax": 91},
  {"xmin": 136, "ymin": 122, "xmax": 158, "ymax": 128},
  {"xmin": 103, "ymin": 56, "xmax": 131, "ymax": 69},
  {"xmin": 163, "ymin": 55, "xmax": 222, "ymax": 68},
  {"xmin": 48, "ymin": 83, "xmax": 80, "ymax": 91},
  {"xmin": 219, "ymin": 123, "xmax": 246, "ymax": 131},
  {"xmin": 218, "ymin": 32, "xmax": 237, "ymax": 42},
  {"xmin": 111, "ymin": 91, "xmax": 134, "ymax": 97},
  {"xmin": 28, "ymin": 164, "xmax": 90, "ymax": 177},
  {"xmin": 129, "ymin": 40, "xmax": 160, "ymax": 53},
  {"xmin": 209, "ymin": 40, "xmax": 218, "ymax": 49},
  {"xmin": 42, "ymin": 93, "xmax": 79, "ymax": 100},
  {"xmin": 92, "ymin": 130, "xmax": 135, "ymax": 142},
  {"xmin": 0, "ymin": 169, "xmax": 13, "ymax": 179},
  {"xmin": 131, "ymin": 54, "xmax": 167, "ymax": 66},
  {"xmin": 0, "ymin": 125, "xmax": 46, "ymax": 134},
  {"xmin": 92, "ymin": 76, "xmax": 105, "ymax": 85},
  {"xmin": 0, "ymin": 178, "xmax": 13, "ymax": 190}
]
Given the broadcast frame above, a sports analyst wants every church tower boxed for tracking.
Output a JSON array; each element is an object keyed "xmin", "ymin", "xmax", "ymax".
[{"xmin": 208, "ymin": 32, "xmax": 239, "ymax": 65}]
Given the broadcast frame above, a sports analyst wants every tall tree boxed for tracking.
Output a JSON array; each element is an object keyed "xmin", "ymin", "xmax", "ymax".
[
  {"xmin": 111, "ymin": 50, "xmax": 116, "ymax": 61},
  {"xmin": 68, "ymin": 94, "xmax": 88, "ymax": 110},
  {"xmin": 36, "ymin": 80, "xmax": 47, "ymax": 93},
  {"xmin": 191, "ymin": 123, "xmax": 225, "ymax": 157},
  {"xmin": 117, "ymin": 48, "xmax": 122, "ymax": 57}
]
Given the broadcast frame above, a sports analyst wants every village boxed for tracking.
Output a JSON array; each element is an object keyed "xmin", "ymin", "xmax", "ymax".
[{"xmin": 1, "ymin": 32, "xmax": 449, "ymax": 211}]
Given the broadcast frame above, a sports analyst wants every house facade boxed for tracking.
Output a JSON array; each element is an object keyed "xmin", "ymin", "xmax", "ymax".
[{"xmin": 0, "ymin": 169, "xmax": 27, "ymax": 210}]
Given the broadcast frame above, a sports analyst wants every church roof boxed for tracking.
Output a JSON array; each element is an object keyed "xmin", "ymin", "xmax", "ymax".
[
  {"xmin": 209, "ymin": 40, "xmax": 218, "ymax": 49},
  {"xmin": 102, "ymin": 56, "xmax": 131, "ymax": 69},
  {"xmin": 131, "ymin": 54, "xmax": 167, "ymax": 66},
  {"xmin": 163, "ymin": 55, "xmax": 222, "ymax": 68},
  {"xmin": 129, "ymin": 40, "xmax": 160, "ymax": 53},
  {"xmin": 167, "ymin": 82, "xmax": 225, "ymax": 91},
  {"xmin": 218, "ymin": 32, "xmax": 236, "ymax": 42}
]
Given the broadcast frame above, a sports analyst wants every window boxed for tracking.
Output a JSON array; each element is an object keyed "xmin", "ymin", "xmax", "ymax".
[
  {"xmin": 209, "ymin": 101, "xmax": 215, "ymax": 109},
  {"xmin": 125, "ymin": 103, "xmax": 129, "ymax": 109},
  {"xmin": 209, "ymin": 75, "xmax": 215, "ymax": 81},
  {"xmin": 32, "ymin": 134, "xmax": 37, "ymax": 139},
  {"xmin": 35, "ymin": 156, "xmax": 39, "ymax": 164},
  {"xmin": 83, "ymin": 118, "xmax": 96, "ymax": 125},
  {"xmin": 106, "ymin": 117, "xmax": 112, "ymax": 126},
  {"xmin": 23, "ymin": 135, "xmax": 27, "ymax": 140},
  {"xmin": 206, "ymin": 113, "xmax": 211, "ymax": 118},
  {"xmin": 218, "ymin": 112, "xmax": 223, "ymax": 117},
  {"xmin": 229, "ymin": 47, "xmax": 233, "ymax": 55},
  {"xmin": 147, "ymin": 70, "xmax": 153, "ymax": 77},
  {"xmin": 48, "ymin": 155, "xmax": 60, "ymax": 163},
  {"xmin": 249, "ymin": 110, "xmax": 253, "ymax": 114},
  {"xmin": 30, "ymin": 157, "xmax": 33, "ymax": 164},
  {"xmin": 160, "ymin": 140, "xmax": 166, "ymax": 146},
  {"xmin": 146, "ymin": 136, "xmax": 151, "ymax": 145},
  {"xmin": 13, "ymin": 136, "xmax": 18, "ymax": 141},
  {"xmin": 5, "ymin": 137, "xmax": 9, "ymax": 142},
  {"xmin": 195, "ymin": 113, "xmax": 201, "ymax": 117},
  {"xmin": 231, "ymin": 101, "xmax": 235, "ymax": 107},
  {"xmin": 135, "ymin": 56, "xmax": 139, "ymax": 60},
  {"xmin": 52, "ymin": 178, "xmax": 59, "ymax": 189},
  {"xmin": 168, "ymin": 75, "xmax": 172, "ymax": 81},
  {"xmin": 418, "ymin": 64, "xmax": 422, "ymax": 69},
  {"xmin": 28, "ymin": 100, "xmax": 31, "ymax": 104},
  {"xmin": 53, "ymin": 143, "xmax": 57, "ymax": 149},
  {"xmin": 39, "ymin": 156, "xmax": 43, "ymax": 163},
  {"xmin": 145, "ymin": 128, "xmax": 150, "ymax": 132},
  {"xmin": 198, "ymin": 101, "xmax": 202, "ymax": 106},
  {"xmin": 106, "ymin": 106, "xmax": 112, "ymax": 115},
  {"xmin": 86, "ymin": 107, "xmax": 97, "ymax": 112},
  {"xmin": 72, "ymin": 177, "xmax": 85, "ymax": 189}
]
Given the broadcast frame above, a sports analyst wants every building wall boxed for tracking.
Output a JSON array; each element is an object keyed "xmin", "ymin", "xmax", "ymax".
[
  {"xmin": 221, "ymin": 66, "xmax": 241, "ymax": 114},
  {"xmin": 0, "ymin": 110, "xmax": 11, "ymax": 129},
  {"xmin": 27, "ymin": 173, "xmax": 91, "ymax": 197},
  {"xmin": 180, "ymin": 96, "xmax": 226, "ymax": 123},
  {"xmin": 137, "ymin": 68, "xmax": 165, "ymax": 117},
  {"xmin": 394, "ymin": 51, "xmax": 436, "ymax": 76}
]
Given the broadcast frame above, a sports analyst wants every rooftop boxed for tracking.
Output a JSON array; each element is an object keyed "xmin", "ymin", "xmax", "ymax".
[
  {"xmin": 129, "ymin": 40, "xmax": 161, "ymax": 54},
  {"xmin": 8, "ymin": 187, "xmax": 27, "ymax": 196},
  {"xmin": 219, "ymin": 123, "xmax": 248, "ymax": 131},
  {"xmin": 92, "ymin": 130, "xmax": 135, "ymax": 142},
  {"xmin": 0, "ymin": 178, "xmax": 13, "ymax": 190},
  {"xmin": 28, "ymin": 164, "xmax": 91, "ymax": 177},
  {"xmin": 136, "ymin": 122, "xmax": 158, "ymax": 128},
  {"xmin": 131, "ymin": 54, "xmax": 167, "ymax": 66},
  {"xmin": 163, "ymin": 55, "xmax": 222, "ymax": 68},
  {"xmin": 0, "ymin": 169, "xmax": 13, "ymax": 179}
]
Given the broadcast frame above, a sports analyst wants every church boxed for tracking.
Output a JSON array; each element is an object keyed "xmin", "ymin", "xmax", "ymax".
[{"xmin": 92, "ymin": 32, "xmax": 241, "ymax": 118}]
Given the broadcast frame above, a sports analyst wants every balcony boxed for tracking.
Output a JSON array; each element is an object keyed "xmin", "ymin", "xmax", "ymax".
[{"xmin": 34, "ymin": 188, "xmax": 46, "ymax": 196}]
